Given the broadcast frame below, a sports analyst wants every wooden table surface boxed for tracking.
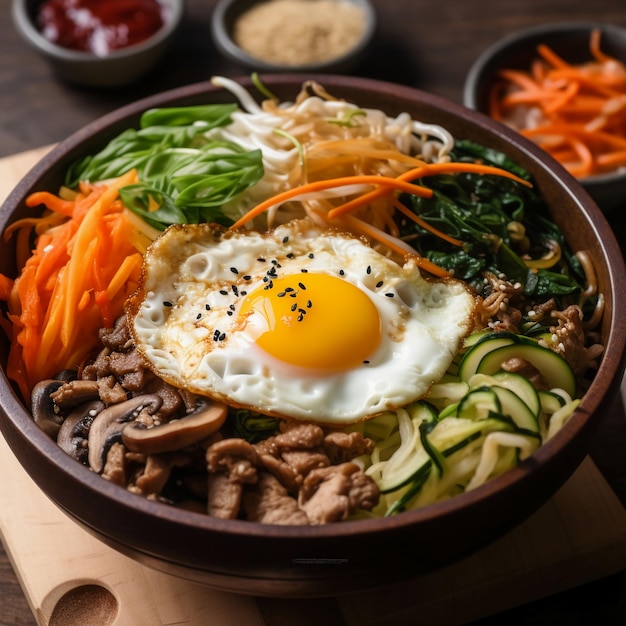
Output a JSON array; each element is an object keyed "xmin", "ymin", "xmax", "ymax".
[{"xmin": 1, "ymin": 1, "xmax": 625, "ymax": 624}]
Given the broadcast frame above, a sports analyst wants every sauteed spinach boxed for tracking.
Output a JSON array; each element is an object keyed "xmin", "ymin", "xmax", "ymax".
[{"xmin": 405, "ymin": 140, "xmax": 585, "ymax": 301}]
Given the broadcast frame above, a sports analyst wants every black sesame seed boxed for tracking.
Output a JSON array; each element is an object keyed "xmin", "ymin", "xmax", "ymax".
[
  {"xmin": 301, "ymin": 268, "xmax": 308, "ymax": 273},
  {"xmin": 219, "ymin": 332, "xmax": 226, "ymax": 341},
  {"xmin": 363, "ymin": 360, "xmax": 370, "ymax": 364},
  {"xmin": 240, "ymin": 290, "xmax": 247, "ymax": 296},
  {"xmin": 290, "ymin": 292, "xmax": 297, "ymax": 298},
  {"xmin": 213, "ymin": 330, "xmax": 221, "ymax": 341},
  {"xmin": 298, "ymin": 308, "xmax": 307, "ymax": 315},
  {"xmin": 339, "ymin": 269, "xmax": 345, "ymax": 276},
  {"xmin": 376, "ymin": 280, "xmax": 384, "ymax": 288},
  {"xmin": 163, "ymin": 301, "xmax": 172, "ymax": 307},
  {"xmin": 219, "ymin": 289, "xmax": 228, "ymax": 296},
  {"xmin": 243, "ymin": 275, "xmax": 252, "ymax": 281},
  {"xmin": 291, "ymin": 303, "xmax": 297, "ymax": 311},
  {"xmin": 232, "ymin": 285, "xmax": 239, "ymax": 296},
  {"xmin": 286, "ymin": 253, "xmax": 295, "ymax": 259},
  {"xmin": 297, "ymin": 313, "xmax": 304, "ymax": 322},
  {"xmin": 284, "ymin": 287, "xmax": 294, "ymax": 292},
  {"xmin": 229, "ymin": 304, "xmax": 236, "ymax": 311},
  {"xmin": 306, "ymin": 300, "xmax": 312, "ymax": 308},
  {"xmin": 205, "ymin": 304, "xmax": 211, "ymax": 311},
  {"xmin": 227, "ymin": 311, "xmax": 233, "ymax": 316},
  {"xmin": 196, "ymin": 313, "xmax": 202, "ymax": 320},
  {"xmin": 308, "ymin": 253, "xmax": 315, "ymax": 259},
  {"xmin": 230, "ymin": 267, "xmax": 239, "ymax": 274},
  {"xmin": 278, "ymin": 291, "xmax": 286, "ymax": 297},
  {"xmin": 257, "ymin": 257, "xmax": 266, "ymax": 263},
  {"xmin": 366, "ymin": 265, "xmax": 372, "ymax": 274},
  {"xmin": 385, "ymin": 292, "xmax": 394, "ymax": 298},
  {"xmin": 282, "ymin": 236, "xmax": 289, "ymax": 243},
  {"xmin": 298, "ymin": 282, "xmax": 306, "ymax": 290}
]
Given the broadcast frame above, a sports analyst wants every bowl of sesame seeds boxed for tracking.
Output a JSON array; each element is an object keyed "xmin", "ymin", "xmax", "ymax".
[{"xmin": 211, "ymin": 0, "xmax": 377, "ymax": 73}]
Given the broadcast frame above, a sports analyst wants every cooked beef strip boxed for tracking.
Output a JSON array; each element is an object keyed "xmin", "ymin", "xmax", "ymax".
[
  {"xmin": 298, "ymin": 462, "xmax": 380, "ymax": 524},
  {"xmin": 242, "ymin": 472, "xmax": 309, "ymax": 525},
  {"xmin": 323, "ymin": 431, "xmax": 375, "ymax": 464},
  {"xmin": 208, "ymin": 473, "xmax": 246, "ymax": 519},
  {"xmin": 205, "ymin": 422, "xmax": 379, "ymax": 524}
]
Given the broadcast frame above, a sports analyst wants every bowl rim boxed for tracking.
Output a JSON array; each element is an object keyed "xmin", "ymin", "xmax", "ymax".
[
  {"xmin": 11, "ymin": 0, "xmax": 184, "ymax": 62},
  {"xmin": 1, "ymin": 73, "xmax": 625, "ymax": 544},
  {"xmin": 462, "ymin": 20, "xmax": 626, "ymax": 186},
  {"xmin": 210, "ymin": 0, "xmax": 377, "ymax": 72}
]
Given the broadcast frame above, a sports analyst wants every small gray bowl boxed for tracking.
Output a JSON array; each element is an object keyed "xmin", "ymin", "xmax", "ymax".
[
  {"xmin": 12, "ymin": 0, "xmax": 185, "ymax": 88},
  {"xmin": 211, "ymin": 0, "xmax": 376, "ymax": 73},
  {"xmin": 463, "ymin": 21, "xmax": 626, "ymax": 213}
]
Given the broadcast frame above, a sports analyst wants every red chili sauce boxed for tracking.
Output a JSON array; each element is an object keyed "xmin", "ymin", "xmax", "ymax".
[{"xmin": 37, "ymin": 0, "xmax": 165, "ymax": 56}]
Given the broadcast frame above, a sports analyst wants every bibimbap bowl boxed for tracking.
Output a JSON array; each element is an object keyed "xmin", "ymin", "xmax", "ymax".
[{"xmin": 0, "ymin": 75, "xmax": 625, "ymax": 598}]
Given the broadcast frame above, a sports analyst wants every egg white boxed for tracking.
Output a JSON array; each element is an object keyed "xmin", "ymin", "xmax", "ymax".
[{"xmin": 127, "ymin": 220, "xmax": 476, "ymax": 424}]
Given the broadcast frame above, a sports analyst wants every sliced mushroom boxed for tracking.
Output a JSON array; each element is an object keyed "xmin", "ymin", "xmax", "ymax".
[
  {"xmin": 57, "ymin": 400, "xmax": 106, "ymax": 462},
  {"xmin": 88, "ymin": 394, "xmax": 163, "ymax": 474},
  {"xmin": 31, "ymin": 379, "xmax": 66, "ymax": 438},
  {"xmin": 122, "ymin": 398, "xmax": 228, "ymax": 455}
]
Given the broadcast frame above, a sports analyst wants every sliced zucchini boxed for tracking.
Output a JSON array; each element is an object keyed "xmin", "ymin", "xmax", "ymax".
[
  {"xmin": 458, "ymin": 333, "xmax": 518, "ymax": 381},
  {"xmin": 378, "ymin": 402, "xmax": 436, "ymax": 493},
  {"xmin": 425, "ymin": 380, "xmax": 470, "ymax": 411},
  {"xmin": 457, "ymin": 386, "xmax": 501, "ymax": 421},
  {"xmin": 491, "ymin": 371, "xmax": 541, "ymax": 418},
  {"xmin": 360, "ymin": 411, "xmax": 399, "ymax": 441},
  {"xmin": 539, "ymin": 389, "xmax": 566, "ymax": 416},
  {"xmin": 438, "ymin": 402, "xmax": 460, "ymax": 419},
  {"xmin": 491, "ymin": 385, "xmax": 540, "ymax": 435},
  {"xmin": 384, "ymin": 416, "xmax": 516, "ymax": 511},
  {"xmin": 476, "ymin": 343, "xmax": 576, "ymax": 398},
  {"xmin": 462, "ymin": 330, "xmax": 494, "ymax": 350}
]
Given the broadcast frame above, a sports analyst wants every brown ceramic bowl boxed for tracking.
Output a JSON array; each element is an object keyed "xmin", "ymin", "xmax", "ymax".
[
  {"xmin": 12, "ymin": 0, "xmax": 185, "ymax": 88},
  {"xmin": 1, "ymin": 75, "xmax": 625, "ymax": 598},
  {"xmin": 463, "ymin": 21, "xmax": 626, "ymax": 213}
]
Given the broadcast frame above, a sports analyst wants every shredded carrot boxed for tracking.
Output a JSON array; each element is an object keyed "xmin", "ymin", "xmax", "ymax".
[
  {"xmin": 326, "ymin": 161, "xmax": 531, "ymax": 220},
  {"xmin": 590, "ymin": 28, "xmax": 615, "ymax": 64},
  {"xmin": 340, "ymin": 214, "xmax": 452, "ymax": 278},
  {"xmin": 392, "ymin": 198, "xmax": 464, "ymax": 247},
  {"xmin": 230, "ymin": 160, "xmax": 529, "ymax": 277},
  {"xmin": 0, "ymin": 275, "xmax": 13, "ymax": 302},
  {"xmin": 230, "ymin": 175, "xmax": 434, "ymax": 230},
  {"xmin": 536, "ymin": 43, "xmax": 571, "ymax": 70},
  {"xmin": 0, "ymin": 170, "xmax": 148, "ymax": 403},
  {"xmin": 488, "ymin": 29, "xmax": 626, "ymax": 178}
]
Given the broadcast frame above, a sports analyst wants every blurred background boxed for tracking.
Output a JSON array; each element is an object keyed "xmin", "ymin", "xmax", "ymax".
[{"xmin": 1, "ymin": 0, "xmax": 625, "ymax": 158}]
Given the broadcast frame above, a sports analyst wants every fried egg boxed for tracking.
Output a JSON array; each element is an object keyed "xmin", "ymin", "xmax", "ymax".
[{"xmin": 127, "ymin": 220, "xmax": 476, "ymax": 424}]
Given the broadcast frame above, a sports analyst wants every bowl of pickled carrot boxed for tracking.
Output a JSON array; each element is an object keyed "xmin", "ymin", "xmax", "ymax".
[{"xmin": 464, "ymin": 21, "xmax": 626, "ymax": 212}]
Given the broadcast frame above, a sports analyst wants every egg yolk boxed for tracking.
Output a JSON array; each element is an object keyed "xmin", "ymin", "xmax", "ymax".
[{"xmin": 238, "ymin": 273, "xmax": 382, "ymax": 371}]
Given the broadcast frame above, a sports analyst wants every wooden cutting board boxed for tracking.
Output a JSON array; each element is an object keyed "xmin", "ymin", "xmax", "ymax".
[{"xmin": 1, "ymin": 147, "xmax": 625, "ymax": 626}]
